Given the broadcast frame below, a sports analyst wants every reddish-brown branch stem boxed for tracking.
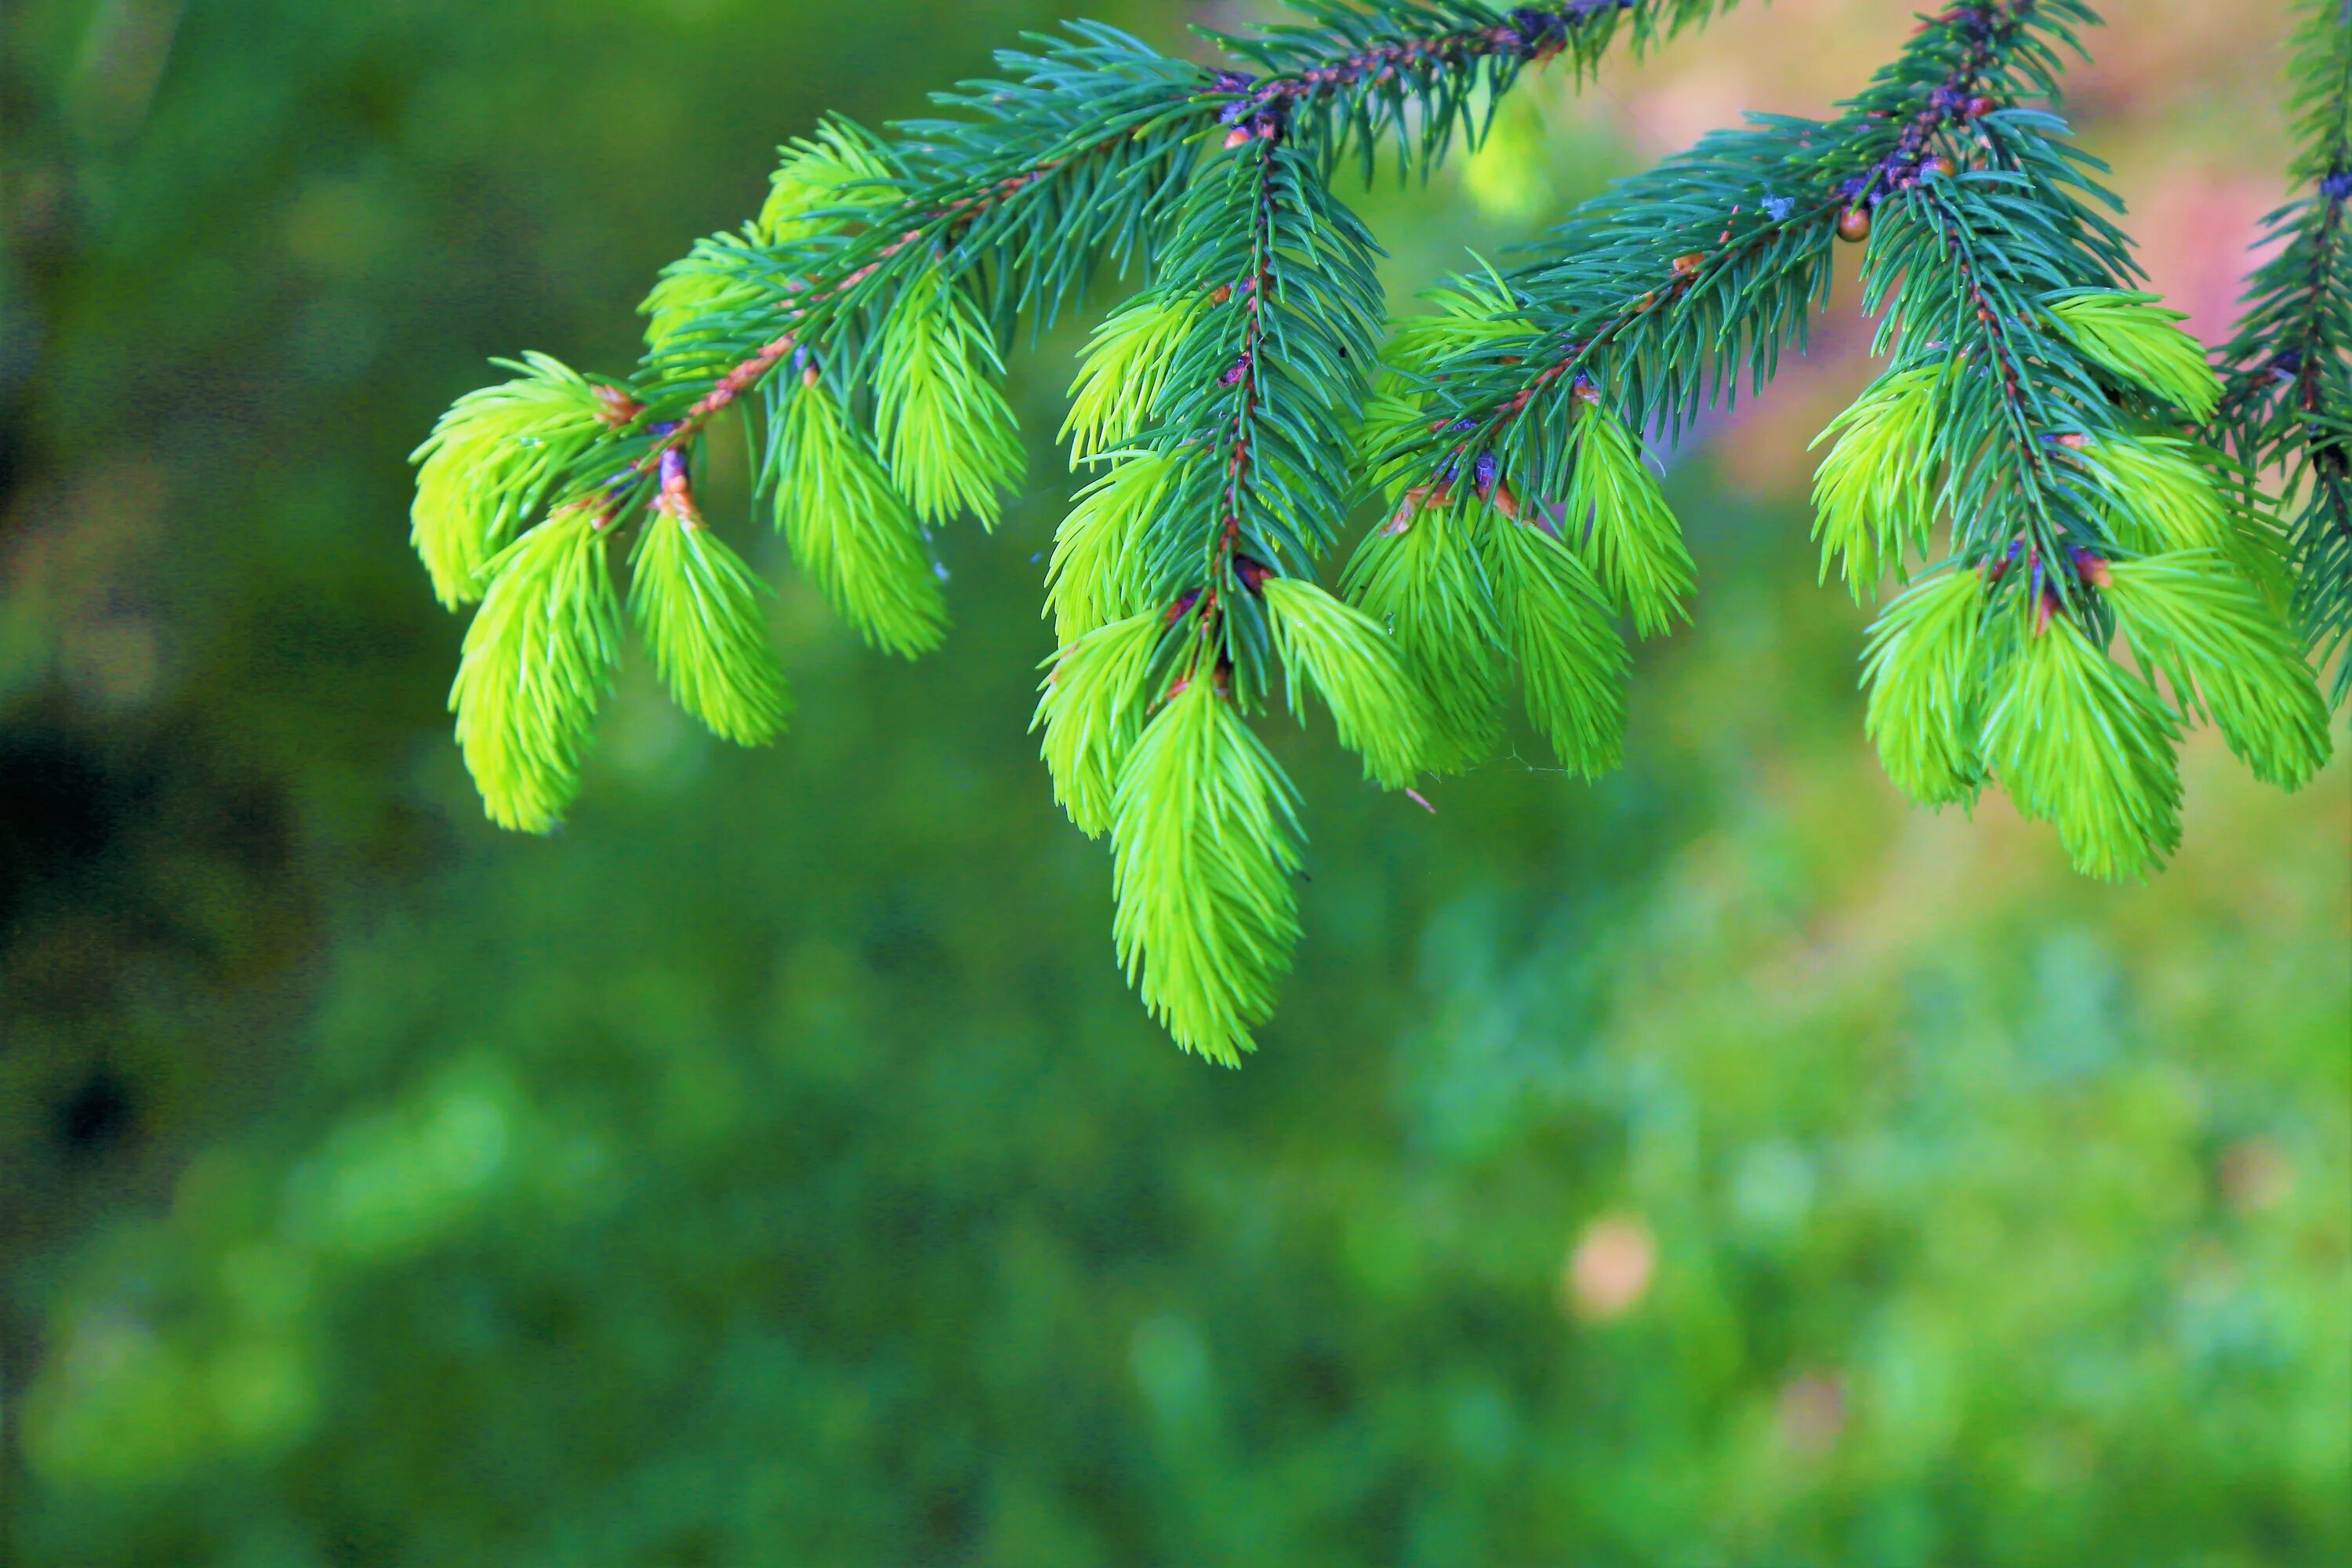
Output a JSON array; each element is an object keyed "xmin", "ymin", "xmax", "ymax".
[{"xmin": 1190, "ymin": 140, "xmax": 1283, "ymax": 659}]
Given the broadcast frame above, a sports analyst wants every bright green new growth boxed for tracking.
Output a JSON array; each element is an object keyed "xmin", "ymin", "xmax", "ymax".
[
  {"xmin": 1981, "ymin": 613, "xmax": 2184, "ymax": 884},
  {"xmin": 1354, "ymin": 273, "xmax": 1533, "ymax": 512},
  {"xmin": 641, "ymin": 237, "xmax": 768, "ymax": 366},
  {"xmin": 412, "ymin": 1, "xmax": 2348, "ymax": 1061},
  {"xmin": 643, "ymin": 123, "xmax": 901, "ymax": 358},
  {"xmin": 2050, "ymin": 291, "xmax": 2224, "ymax": 423},
  {"xmin": 1811, "ymin": 365, "xmax": 1943, "ymax": 599},
  {"xmin": 1109, "ymin": 681, "xmax": 1304, "ymax": 1067},
  {"xmin": 1260, "ymin": 576, "xmax": 1430, "ymax": 789},
  {"xmin": 1033, "ymin": 610, "xmax": 1163, "ymax": 839},
  {"xmin": 1061, "ymin": 296, "xmax": 1196, "ymax": 468},
  {"xmin": 2088, "ymin": 434, "xmax": 2291, "ymax": 604},
  {"xmin": 410, "ymin": 354, "xmax": 609, "ymax": 608},
  {"xmin": 2104, "ymin": 553, "xmax": 2332, "ymax": 789},
  {"xmin": 872, "ymin": 267, "xmax": 1025, "ymax": 528},
  {"xmin": 1342, "ymin": 504, "xmax": 1506, "ymax": 775},
  {"xmin": 448, "ymin": 507, "xmax": 622, "ymax": 833},
  {"xmin": 1861, "ymin": 568, "xmax": 1988, "ymax": 809},
  {"xmin": 757, "ymin": 121, "xmax": 902, "ymax": 245},
  {"xmin": 1480, "ymin": 512, "xmax": 1629, "ymax": 778},
  {"xmin": 773, "ymin": 383, "xmax": 946, "ymax": 658},
  {"xmin": 1044, "ymin": 451, "xmax": 1181, "ymax": 644},
  {"xmin": 2089, "ymin": 435, "xmax": 2234, "ymax": 552},
  {"xmin": 629, "ymin": 508, "xmax": 793, "ymax": 747},
  {"xmin": 1563, "ymin": 407, "xmax": 1696, "ymax": 638}
]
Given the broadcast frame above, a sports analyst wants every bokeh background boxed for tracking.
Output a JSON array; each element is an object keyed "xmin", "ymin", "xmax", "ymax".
[{"xmin": 2, "ymin": 1, "xmax": 2347, "ymax": 1562}]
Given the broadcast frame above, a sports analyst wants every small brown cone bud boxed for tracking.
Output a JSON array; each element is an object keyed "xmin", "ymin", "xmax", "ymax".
[
  {"xmin": 1837, "ymin": 206, "xmax": 1873, "ymax": 244},
  {"xmin": 592, "ymin": 384, "xmax": 644, "ymax": 427}
]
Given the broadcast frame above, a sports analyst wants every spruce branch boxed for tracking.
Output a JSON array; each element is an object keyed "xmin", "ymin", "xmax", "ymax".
[
  {"xmin": 2213, "ymin": 0, "xmax": 2352, "ymax": 706},
  {"xmin": 408, "ymin": 0, "xmax": 2337, "ymax": 1061},
  {"xmin": 1400, "ymin": 0, "xmax": 2080, "ymax": 481}
]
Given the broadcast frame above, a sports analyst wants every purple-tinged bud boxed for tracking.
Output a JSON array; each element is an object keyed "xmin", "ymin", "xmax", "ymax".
[
  {"xmin": 1474, "ymin": 452, "xmax": 1499, "ymax": 493},
  {"xmin": 2323, "ymin": 169, "xmax": 2352, "ymax": 201}
]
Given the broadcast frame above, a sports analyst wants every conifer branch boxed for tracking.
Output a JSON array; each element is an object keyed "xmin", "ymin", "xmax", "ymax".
[
  {"xmin": 1402, "ymin": 0, "xmax": 2078, "ymax": 478},
  {"xmin": 408, "ymin": 0, "xmax": 2336, "ymax": 1062},
  {"xmin": 2213, "ymin": 0, "xmax": 2352, "ymax": 706}
]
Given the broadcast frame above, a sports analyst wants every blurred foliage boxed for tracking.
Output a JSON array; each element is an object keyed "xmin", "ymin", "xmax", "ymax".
[{"xmin": 2, "ymin": 1, "xmax": 2347, "ymax": 1563}]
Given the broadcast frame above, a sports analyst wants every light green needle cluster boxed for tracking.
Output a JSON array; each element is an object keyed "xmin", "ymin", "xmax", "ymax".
[
  {"xmin": 1109, "ymin": 680, "xmax": 1305, "ymax": 1067},
  {"xmin": 1861, "ymin": 568, "xmax": 1989, "ymax": 808},
  {"xmin": 2090, "ymin": 435, "xmax": 2291, "ymax": 602},
  {"xmin": 774, "ymin": 383, "xmax": 946, "ymax": 659},
  {"xmin": 1033, "ymin": 611, "xmax": 1167, "ymax": 838},
  {"xmin": 757, "ymin": 120, "xmax": 900, "ymax": 245},
  {"xmin": 1061, "ymin": 296, "xmax": 1195, "ymax": 468},
  {"xmin": 1356, "ymin": 274, "xmax": 1530, "ymax": 505},
  {"xmin": 2105, "ymin": 553, "xmax": 2332, "ymax": 788},
  {"xmin": 1865, "ymin": 539, "xmax": 2328, "ymax": 879},
  {"xmin": 1564, "ymin": 407, "xmax": 1696, "ymax": 638},
  {"xmin": 1260, "ymin": 576, "xmax": 1430, "ymax": 788},
  {"xmin": 1482, "ymin": 513, "xmax": 1630, "ymax": 779},
  {"xmin": 1981, "ymin": 614, "xmax": 2184, "ymax": 883},
  {"xmin": 641, "ymin": 236, "xmax": 768, "ymax": 364},
  {"xmin": 1343, "ymin": 506, "xmax": 1506, "ymax": 774},
  {"xmin": 1381, "ymin": 270, "xmax": 1531, "ymax": 377},
  {"xmin": 410, "ymin": 354, "xmax": 610, "ymax": 607},
  {"xmin": 448, "ymin": 508, "xmax": 623, "ymax": 833},
  {"xmin": 629, "ymin": 508, "xmax": 793, "ymax": 747},
  {"xmin": 2049, "ymin": 291, "xmax": 2223, "ymax": 422},
  {"xmin": 873, "ymin": 267, "xmax": 1025, "ymax": 528},
  {"xmin": 1044, "ymin": 451, "xmax": 1180, "ymax": 643},
  {"xmin": 644, "ymin": 123, "xmax": 900, "ymax": 360},
  {"xmin": 1811, "ymin": 365, "xmax": 1943, "ymax": 599}
]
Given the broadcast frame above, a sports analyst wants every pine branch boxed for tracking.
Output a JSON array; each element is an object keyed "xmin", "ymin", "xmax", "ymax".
[
  {"xmin": 2212, "ymin": 0, "xmax": 2352, "ymax": 706},
  {"xmin": 1356, "ymin": 0, "xmax": 2327, "ymax": 889},
  {"xmin": 408, "ymin": 0, "xmax": 2336, "ymax": 1062},
  {"xmin": 1400, "ymin": 0, "xmax": 2095, "ymax": 483},
  {"xmin": 1207, "ymin": 0, "xmax": 1730, "ymax": 176}
]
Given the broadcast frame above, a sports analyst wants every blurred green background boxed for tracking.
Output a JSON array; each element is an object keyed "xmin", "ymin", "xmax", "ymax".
[{"xmin": 2, "ymin": 1, "xmax": 2346, "ymax": 1563}]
